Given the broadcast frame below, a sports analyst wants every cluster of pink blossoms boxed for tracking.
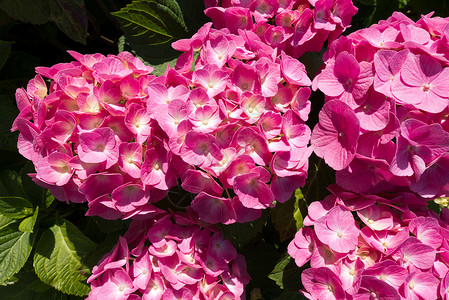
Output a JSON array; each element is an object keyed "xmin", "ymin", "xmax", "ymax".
[
  {"xmin": 143, "ymin": 21, "xmax": 314, "ymax": 224},
  {"xmin": 11, "ymin": 51, "xmax": 178, "ymax": 220},
  {"xmin": 312, "ymin": 12, "xmax": 449, "ymax": 198},
  {"xmin": 12, "ymin": 25, "xmax": 314, "ymax": 222},
  {"xmin": 288, "ymin": 185, "xmax": 449, "ymax": 299},
  {"xmin": 204, "ymin": 0, "xmax": 358, "ymax": 58},
  {"xmin": 88, "ymin": 213, "xmax": 249, "ymax": 300}
]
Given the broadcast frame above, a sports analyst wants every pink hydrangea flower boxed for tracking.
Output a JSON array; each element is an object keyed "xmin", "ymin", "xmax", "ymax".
[{"xmin": 87, "ymin": 213, "xmax": 249, "ymax": 300}]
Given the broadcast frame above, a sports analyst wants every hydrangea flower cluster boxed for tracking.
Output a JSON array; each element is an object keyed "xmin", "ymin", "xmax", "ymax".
[
  {"xmin": 288, "ymin": 184, "xmax": 449, "ymax": 299},
  {"xmin": 311, "ymin": 12, "xmax": 449, "ymax": 198},
  {"xmin": 147, "ymin": 22, "xmax": 314, "ymax": 224},
  {"xmin": 87, "ymin": 213, "xmax": 250, "ymax": 300},
  {"xmin": 12, "ymin": 23, "xmax": 314, "ymax": 223},
  {"xmin": 204, "ymin": 0, "xmax": 358, "ymax": 58},
  {"xmin": 10, "ymin": 51, "xmax": 184, "ymax": 220}
]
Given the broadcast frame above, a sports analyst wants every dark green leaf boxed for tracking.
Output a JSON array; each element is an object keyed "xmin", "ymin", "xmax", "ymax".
[
  {"xmin": 0, "ymin": 269, "xmax": 69, "ymax": 299},
  {"xmin": 271, "ymin": 189, "xmax": 305, "ymax": 242},
  {"xmin": 0, "ymin": 52, "xmax": 39, "ymax": 86},
  {"xmin": 300, "ymin": 50, "xmax": 324, "ymax": 80},
  {"xmin": 0, "ymin": 222, "xmax": 36, "ymax": 283},
  {"xmin": 278, "ymin": 291, "xmax": 305, "ymax": 300},
  {"xmin": 119, "ymin": 34, "xmax": 182, "ymax": 65},
  {"xmin": 356, "ymin": 0, "xmax": 376, "ymax": 5},
  {"xmin": 0, "ymin": 270, "xmax": 41, "ymax": 299},
  {"xmin": 242, "ymin": 242, "xmax": 281, "ymax": 297},
  {"xmin": 0, "ymin": 170, "xmax": 27, "ymax": 199},
  {"xmin": 409, "ymin": 0, "xmax": 449, "ymax": 16},
  {"xmin": 20, "ymin": 163, "xmax": 46, "ymax": 206},
  {"xmin": 0, "ymin": 197, "xmax": 33, "ymax": 219},
  {"xmin": 176, "ymin": 0, "xmax": 208, "ymax": 34},
  {"xmin": 0, "ymin": 0, "xmax": 51, "ymax": 24},
  {"xmin": 29, "ymin": 277, "xmax": 51, "ymax": 293},
  {"xmin": 37, "ymin": 288, "xmax": 68, "ymax": 300},
  {"xmin": 49, "ymin": 0, "xmax": 88, "ymax": 44},
  {"xmin": 19, "ymin": 206, "xmax": 38, "ymax": 232},
  {"xmin": 112, "ymin": 0, "xmax": 188, "ymax": 46},
  {"xmin": 219, "ymin": 212, "xmax": 268, "ymax": 249},
  {"xmin": 33, "ymin": 219, "xmax": 97, "ymax": 296},
  {"xmin": 0, "ymin": 10, "xmax": 12, "ymax": 28},
  {"xmin": 0, "ymin": 94, "xmax": 20, "ymax": 153},
  {"xmin": 302, "ymin": 154, "xmax": 334, "ymax": 205},
  {"xmin": 0, "ymin": 41, "xmax": 13, "ymax": 71},
  {"xmin": 268, "ymin": 254, "xmax": 302, "ymax": 291}
]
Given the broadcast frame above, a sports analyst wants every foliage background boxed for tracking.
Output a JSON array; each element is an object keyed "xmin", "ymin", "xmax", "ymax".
[{"xmin": 0, "ymin": 0, "xmax": 447, "ymax": 299}]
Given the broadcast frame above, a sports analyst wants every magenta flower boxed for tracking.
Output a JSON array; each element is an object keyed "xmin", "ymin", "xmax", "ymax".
[
  {"xmin": 35, "ymin": 152, "xmax": 73, "ymax": 186},
  {"xmin": 77, "ymin": 127, "xmax": 119, "ymax": 169},
  {"xmin": 314, "ymin": 206, "xmax": 360, "ymax": 253},
  {"xmin": 118, "ymin": 143, "xmax": 142, "ymax": 179},
  {"xmin": 191, "ymin": 192, "xmax": 236, "ymax": 224},
  {"xmin": 401, "ymin": 271, "xmax": 439, "ymax": 300},
  {"xmin": 233, "ymin": 167, "xmax": 274, "ymax": 209},
  {"xmin": 181, "ymin": 131, "xmax": 223, "ymax": 168},
  {"xmin": 311, "ymin": 100, "xmax": 360, "ymax": 170},
  {"xmin": 392, "ymin": 53, "xmax": 449, "ymax": 113},
  {"xmin": 287, "ymin": 227, "xmax": 316, "ymax": 267},
  {"xmin": 301, "ymin": 267, "xmax": 346, "ymax": 300},
  {"xmin": 316, "ymin": 51, "xmax": 373, "ymax": 107},
  {"xmin": 363, "ymin": 261, "xmax": 408, "ymax": 289},
  {"xmin": 354, "ymin": 275, "xmax": 400, "ymax": 300}
]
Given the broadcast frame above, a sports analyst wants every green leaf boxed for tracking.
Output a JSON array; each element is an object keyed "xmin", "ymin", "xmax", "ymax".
[
  {"xmin": 0, "ymin": 222, "xmax": 36, "ymax": 283},
  {"xmin": 241, "ymin": 242, "xmax": 281, "ymax": 297},
  {"xmin": 0, "ymin": 269, "xmax": 70, "ymax": 299},
  {"xmin": 0, "ymin": 41, "xmax": 13, "ymax": 71},
  {"xmin": 219, "ymin": 211, "xmax": 268, "ymax": 249},
  {"xmin": 293, "ymin": 189, "xmax": 305, "ymax": 230},
  {"xmin": 278, "ymin": 291, "xmax": 304, "ymax": 299},
  {"xmin": 0, "ymin": 214, "xmax": 14, "ymax": 230},
  {"xmin": 49, "ymin": 0, "xmax": 88, "ymax": 44},
  {"xmin": 271, "ymin": 189, "xmax": 305, "ymax": 242},
  {"xmin": 151, "ymin": 57, "xmax": 179, "ymax": 76},
  {"xmin": 0, "ymin": 170, "xmax": 26, "ymax": 198},
  {"xmin": 112, "ymin": 0, "xmax": 188, "ymax": 46},
  {"xmin": 0, "ymin": 197, "xmax": 33, "ymax": 219},
  {"xmin": 37, "ymin": 288, "xmax": 68, "ymax": 300},
  {"xmin": 118, "ymin": 34, "xmax": 182, "ymax": 65},
  {"xmin": 176, "ymin": 0, "xmax": 209, "ymax": 34},
  {"xmin": 33, "ymin": 219, "xmax": 97, "ymax": 296},
  {"xmin": 43, "ymin": 190, "xmax": 55, "ymax": 209},
  {"xmin": 268, "ymin": 254, "xmax": 302, "ymax": 291},
  {"xmin": 0, "ymin": 270, "xmax": 41, "ymax": 298},
  {"xmin": 302, "ymin": 154, "xmax": 334, "ymax": 205},
  {"xmin": 0, "ymin": 0, "xmax": 51, "ymax": 24},
  {"xmin": 19, "ymin": 206, "xmax": 38, "ymax": 232},
  {"xmin": 20, "ymin": 163, "xmax": 46, "ymax": 206}
]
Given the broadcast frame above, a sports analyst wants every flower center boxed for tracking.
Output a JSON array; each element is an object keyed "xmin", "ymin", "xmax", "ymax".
[
  {"xmin": 422, "ymin": 83, "xmax": 431, "ymax": 92},
  {"xmin": 343, "ymin": 78, "xmax": 353, "ymax": 89}
]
